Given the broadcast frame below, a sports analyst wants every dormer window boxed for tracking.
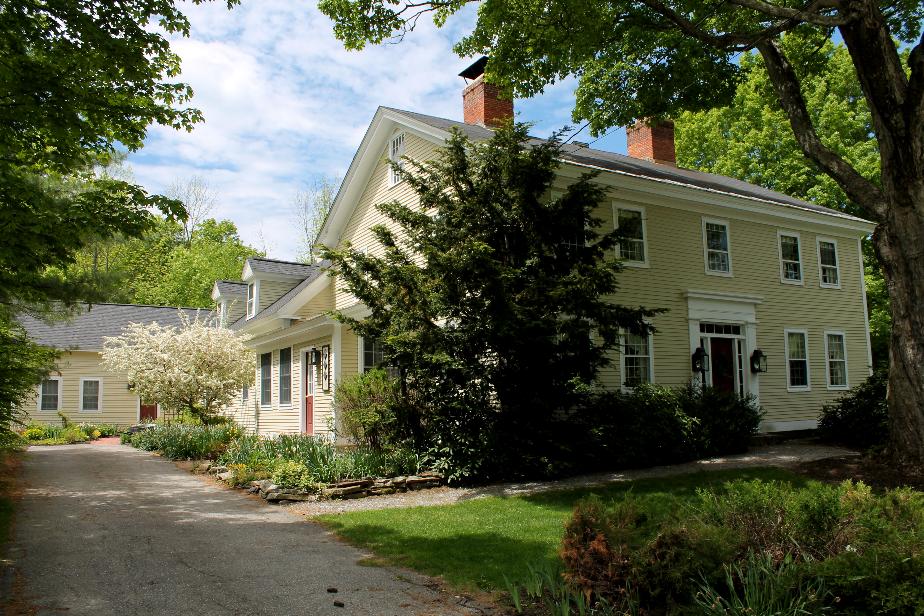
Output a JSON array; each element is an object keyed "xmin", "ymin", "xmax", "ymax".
[
  {"xmin": 246, "ymin": 282, "xmax": 258, "ymax": 318},
  {"xmin": 388, "ymin": 132, "xmax": 405, "ymax": 186}
]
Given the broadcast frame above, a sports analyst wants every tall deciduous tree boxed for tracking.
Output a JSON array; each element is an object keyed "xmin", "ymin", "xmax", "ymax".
[
  {"xmin": 321, "ymin": 124, "xmax": 657, "ymax": 480},
  {"xmin": 292, "ymin": 178, "xmax": 339, "ymax": 263},
  {"xmin": 167, "ymin": 175, "xmax": 218, "ymax": 247},
  {"xmin": 102, "ymin": 314, "xmax": 254, "ymax": 421},
  {"xmin": 319, "ymin": 0, "xmax": 924, "ymax": 465}
]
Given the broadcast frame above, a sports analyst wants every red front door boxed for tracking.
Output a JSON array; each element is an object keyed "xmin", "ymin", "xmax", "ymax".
[
  {"xmin": 709, "ymin": 338, "xmax": 736, "ymax": 393},
  {"xmin": 304, "ymin": 362, "xmax": 314, "ymax": 435},
  {"xmin": 140, "ymin": 403, "xmax": 158, "ymax": 422}
]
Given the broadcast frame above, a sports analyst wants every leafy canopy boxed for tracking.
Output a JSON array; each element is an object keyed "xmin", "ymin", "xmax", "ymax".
[{"xmin": 322, "ymin": 123, "xmax": 658, "ymax": 480}]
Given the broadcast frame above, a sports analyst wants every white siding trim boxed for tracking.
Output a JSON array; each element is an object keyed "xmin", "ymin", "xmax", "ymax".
[
  {"xmin": 777, "ymin": 230, "xmax": 804, "ymax": 285},
  {"xmin": 78, "ymin": 377, "xmax": 103, "ymax": 412},
  {"xmin": 823, "ymin": 330, "xmax": 850, "ymax": 390},
  {"xmin": 784, "ymin": 328, "xmax": 811, "ymax": 392},
  {"xmin": 701, "ymin": 217, "xmax": 733, "ymax": 277},
  {"xmin": 761, "ymin": 418, "xmax": 818, "ymax": 432},
  {"xmin": 816, "ymin": 236, "xmax": 842, "ymax": 289}
]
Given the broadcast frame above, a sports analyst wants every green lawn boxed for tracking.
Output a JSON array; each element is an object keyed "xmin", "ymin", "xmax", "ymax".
[{"xmin": 318, "ymin": 467, "xmax": 806, "ymax": 592}]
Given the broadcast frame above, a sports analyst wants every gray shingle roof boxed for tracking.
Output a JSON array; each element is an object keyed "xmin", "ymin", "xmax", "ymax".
[
  {"xmin": 247, "ymin": 257, "xmax": 317, "ymax": 278},
  {"xmin": 214, "ymin": 280, "xmax": 247, "ymax": 297},
  {"xmin": 232, "ymin": 262, "xmax": 327, "ymax": 329},
  {"xmin": 18, "ymin": 304, "xmax": 205, "ymax": 350},
  {"xmin": 384, "ymin": 107, "xmax": 870, "ymax": 224}
]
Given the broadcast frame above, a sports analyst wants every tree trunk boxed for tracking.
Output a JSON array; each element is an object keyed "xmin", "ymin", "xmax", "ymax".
[{"xmin": 875, "ymin": 191, "xmax": 924, "ymax": 466}]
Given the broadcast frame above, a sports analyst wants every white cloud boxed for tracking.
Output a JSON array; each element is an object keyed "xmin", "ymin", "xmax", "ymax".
[{"xmin": 129, "ymin": 1, "xmax": 613, "ymax": 261}]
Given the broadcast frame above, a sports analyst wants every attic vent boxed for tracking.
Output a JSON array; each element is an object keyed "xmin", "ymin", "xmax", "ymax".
[{"xmin": 389, "ymin": 132, "xmax": 405, "ymax": 186}]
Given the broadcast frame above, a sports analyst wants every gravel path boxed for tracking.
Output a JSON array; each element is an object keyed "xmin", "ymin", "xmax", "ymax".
[
  {"xmin": 289, "ymin": 440, "xmax": 857, "ymax": 517},
  {"xmin": 5, "ymin": 444, "xmax": 483, "ymax": 616}
]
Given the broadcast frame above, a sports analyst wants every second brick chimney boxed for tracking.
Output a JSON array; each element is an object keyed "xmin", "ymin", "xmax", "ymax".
[
  {"xmin": 460, "ymin": 57, "xmax": 513, "ymax": 128},
  {"xmin": 626, "ymin": 119, "xmax": 676, "ymax": 166}
]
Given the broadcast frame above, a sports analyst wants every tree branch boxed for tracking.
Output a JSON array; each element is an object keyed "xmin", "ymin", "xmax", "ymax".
[
  {"xmin": 756, "ymin": 38, "xmax": 886, "ymax": 218},
  {"xmin": 726, "ymin": 0, "xmax": 846, "ymax": 26}
]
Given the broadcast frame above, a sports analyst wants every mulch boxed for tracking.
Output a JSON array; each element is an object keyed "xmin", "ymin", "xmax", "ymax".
[{"xmin": 793, "ymin": 454, "xmax": 924, "ymax": 491}]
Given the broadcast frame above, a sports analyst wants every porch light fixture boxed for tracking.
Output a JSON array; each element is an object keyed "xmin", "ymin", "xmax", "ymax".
[
  {"xmin": 691, "ymin": 347, "xmax": 710, "ymax": 373},
  {"xmin": 308, "ymin": 349, "xmax": 322, "ymax": 366},
  {"xmin": 750, "ymin": 349, "xmax": 768, "ymax": 373}
]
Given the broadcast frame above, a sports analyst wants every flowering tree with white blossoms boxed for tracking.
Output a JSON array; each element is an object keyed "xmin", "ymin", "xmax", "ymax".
[{"xmin": 102, "ymin": 312, "xmax": 254, "ymax": 421}]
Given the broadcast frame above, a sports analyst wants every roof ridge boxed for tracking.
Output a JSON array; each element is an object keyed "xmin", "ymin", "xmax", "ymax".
[
  {"xmin": 248, "ymin": 256, "xmax": 316, "ymax": 266},
  {"xmin": 82, "ymin": 302, "xmax": 205, "ymax": 311}
]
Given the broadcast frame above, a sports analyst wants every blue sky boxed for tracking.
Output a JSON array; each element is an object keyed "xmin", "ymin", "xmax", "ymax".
[{"xmin": 129, "ymin": 1, "xmax": 628, "ymax": 260}]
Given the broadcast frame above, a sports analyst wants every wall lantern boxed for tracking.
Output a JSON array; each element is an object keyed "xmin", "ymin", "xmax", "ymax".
[
  {"xmin": 308, "ymin": 349, "xmax": 322, "ymax": 366},
  {"xmin": 691, "ymin": 347, "xmax": 710, "ymax": 373},
  {"xmin": 750, "ymin": 349, "xmax": 768, "ymax": 373}
]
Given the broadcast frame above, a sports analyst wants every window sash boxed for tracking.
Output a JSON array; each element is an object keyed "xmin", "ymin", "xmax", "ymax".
[
  {"xmin": 786, "ymin": 332, "xmax": 809, "ymax": 388},
  {"xmin": 819, "ymin": 241, "xmax": 840, "ymax": 286},
  {"xmin": 278, "ymin": 348, "xmax": 292, "ymax": 405},
  {"xmin": 389, "ymin": 133, "xmax": 405, "ymax": 185},
  {"xmin": 81, "ymin": 380, "xmax": 100, "ymax": 411},
  {"xmin": 40, "ymin": 379, "xmax": 59, "ymax": 411},
  {"xmin": 826, "ymin": 333, "xmax": 847, "ymax": 387},
  {"xmin": 616, "ymin": 209, "xmax": 645, "ymax": 262},
  {"xmin": 246, "ymin": 284, "xmax": 256, "ymax": 316},
  {"xmin": 260, "ymin": 352, "xmax": 272, "ymax": 405},
  {"xmin": 362, "ymin": 338, "xmax": 385, "ymax": 373},
  {"xmin": 779, "ymin": 234, "xmax": 802, "ymax": 281}
]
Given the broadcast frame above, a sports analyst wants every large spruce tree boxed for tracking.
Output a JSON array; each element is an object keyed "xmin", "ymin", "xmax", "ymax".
[{"xmin": 322, "ymin": 124, "xmax": 657, "ymax": 480}]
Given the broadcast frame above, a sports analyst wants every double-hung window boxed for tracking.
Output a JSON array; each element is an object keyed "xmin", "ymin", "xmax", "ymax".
[
  {"xmin": 622, "ymin": 331, "xmax": 652, "ymax": 387},
  {"xmin": 703, "ymin": 219, "xmax": 731, "ymax": 275},
  {"xmin": 825, "ymin": 332, "xmax": 848, "ymax": 389},
  {"xmin": 39, "ymin": 377, "xmax": 61, "ymax": 411},
  {"xmin": 362, "ymin": 337, "xmax": 385, "ymax": 373},
  {"xmin": 817, "ymin": 238, "xmax": 841, "ymax": 288},
  {"xmin": 260, "ymin": 352, "xmax": 272, "ymax": 406},
  {"xmin": 80, "ymin": 378, "xmax": 101, "ymax": 412},
  {"xmin": 246, "ymin": 282, "xmax": 257, "ymax": 318},
  {"xmin": 388, "ymin": 132, "xmax": 405, "ymax": 186},
  {"xmin": 778, "ymin": 232, "xmax": 803, "ymax": 283},
  {"xmin": 278, "ymin": 348, "xmax": 292, "ymax": 405},
  {"xmin": 785, "ymin": 330, "xmax": 810, "ymax": 391},
  {"xmin": 615, "ymin": 206, "xmax": 647, "ymax": 265}
]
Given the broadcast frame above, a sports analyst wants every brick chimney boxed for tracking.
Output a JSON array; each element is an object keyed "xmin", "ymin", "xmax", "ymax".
[
  {"xmin": 459, "ymin": 56, "xmax": 513, "ymax": 128},
  {"xmin": 626, "ymin": 119, "xmax": 676, "ymax": 166}
]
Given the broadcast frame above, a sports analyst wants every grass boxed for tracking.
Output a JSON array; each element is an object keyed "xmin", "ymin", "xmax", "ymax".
[{"xmin": 318, "ymin": 467, "xmax": 806, "ymax": 592}]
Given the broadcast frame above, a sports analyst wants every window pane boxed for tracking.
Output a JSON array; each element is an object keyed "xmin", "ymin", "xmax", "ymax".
[
  {"xmin": 829, "ymin": 361, "xmax": 847, "ymax": 387},
  {"xmin": 783, "ymin": 261, "xmax": 802, "ymax": 280},
  {"xmin": 363, "ymin": 338, "xmax": 385, "ymax": 373},
  {"xmin": 40, "ymin": 379, "xmax": 58, "ymax": 411},
  {"xmin": 819, "ymin": 241, "xmax": 837, "ymax": 266},
  {"xmin": 618, "ymin": 210, "xmax": 643, "ymax": 240},
  {"xmin": 780, "ymin": 235, "xmax": 800, "ymax": 261},
  {"xmin": 623, "ymin": 333, "xmax": 651, "ymax": 386},
  {"xmin": 82, "ymin": 380, "xmax": 100, "ymax": 411},
  {"xmin": 278, "ymin": 348, "xmax": 291, "ymax": 404},
  {"xmin": 789, "ymin": 360, "xmax": 808, "ymax": 387},
  {"xmin": 827, "ymin": 334, "xmax": 845, "ymax": 360},
  {"xmin": 822, "ymin": 265, "xmax": 839, "ymax": 285},
  {"xmin": 708, "ymin": 250, "xmax": 729, "ymax": 272},
  {"xmin": 260, "ymin": 352, "xmax": 272, "ymax": 405}
]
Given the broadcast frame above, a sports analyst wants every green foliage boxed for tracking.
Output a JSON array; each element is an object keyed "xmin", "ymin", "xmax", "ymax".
[
  {"xmin": 819, "ymin": 371, "xmax": 889, "ymax": 451},
  {"xmin": 128, "ymin": 424, "xmax": 240, "ymax": 460},
  {"xmin": 0, "ymin": 316, "xmax": 57, "ymax": 443},
  {"xmin": 334, "ymin": 369, "xmax": 403, "ymax": 449},
  {"xmin": 21, "ymin": 421, "xmax": 120, "ymax": 445},
  {"xmin": 322, "ymin": 123, "xmax": 657, "ymax": 482},
  {"xmin": 271, "ymin": 460, "xmax": 321, "ymax": 491}
]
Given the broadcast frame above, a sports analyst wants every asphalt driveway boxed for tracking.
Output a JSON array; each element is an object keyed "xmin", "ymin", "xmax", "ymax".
[{"xmin": 4, "ymin": 444, "xmax": 476, "ymax": 616}]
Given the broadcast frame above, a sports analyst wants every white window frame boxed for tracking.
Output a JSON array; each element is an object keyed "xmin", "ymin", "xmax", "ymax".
[
  {"xmin": 824, "ymin": 330, "xmax": 849, "ymax": 390},
  {"xmin": 259, "ymin": 351, "xmax": 272, "ymax": 407},
  {"xmin": 79, "ymin": 377, "xmax": 103, "ymax": 412},
  {"xmin": 278, "ymin": 346, "xmax": 292, "ymax": 406},
  {"xmin": 613, "ymin": 204, "xmax": 649, "ymax": 267},
  {"xmin": 702, "ymin": 217, "xmax": 733, "ymax": 276},
  {"xmin": 388, "ymin": 131, "xmax": 405, "ymax": 187},
  {"xmin": 246, "ymin": 280, "xmax": 260, "ymax": 319},
  {"xmin": 620, "ymin": 329, "xmax": 654, "ymax": 389},
  {"xmin": 37, "ymin": 376, "xmax": 62, "ymax": 412},
  {"xmin": 359, "ymin": 336, "xmax": 386, "ymax": 374},
  {"xmin": 784, "ymin": 328, "xmax": 811, "ymax": 392},
  {"xmin": 817, "ymin": 237, "xmax": 842, "ymax": 289},
  {"xmin": 777, "ymin": 231, "xmax": 804, "ymax": 285}
]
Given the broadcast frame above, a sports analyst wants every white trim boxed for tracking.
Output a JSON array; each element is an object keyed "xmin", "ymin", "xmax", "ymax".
[
  {"xmin": 78, "ymin": 377, "xmax": 103, "ymax": 412},
  {"xmin": 701, "ymin": 217, "xmax": 733, "ymax": 276},
  {"xmin": 857, "ymin": 238, "xmax": 874, "ymax": 374},
  {"xmin": 777, "ymin": 230, "xmax": 804, "ymax": 285},
  {"xmin": 613, "ymin": 203, "xmax": 649, "ymax": 268},
  {"xmin": 784, "ymin": 328, "xmax": 811, "ymax": 392},
  {"xmin": 277, "ymin": 346, "xmax": 293, "ymax": 407},
  {"xmin": 816, "ymin": 236, "xmax": 842, "ymax": 289},
  {"xmin": 823, "ymin": 330, "xmax": 850, "ymax": 390},
  {"xmin": 246, "ymin": 280, "xmax": 260, "ymax": 319},
  {"xmin": 760, "ymin": 418, "xmax": 818, "ymax": 433},
  {"xmin": 332, "ymin": 323, "xmax": 342, "ymax": 395},
  {"xmin": 619, "ymin": 328, "xmax": 654, "ymax": 388},
  {"xmin": 36, "ymin": 376, "xmax": 62, "ymax": 412}
]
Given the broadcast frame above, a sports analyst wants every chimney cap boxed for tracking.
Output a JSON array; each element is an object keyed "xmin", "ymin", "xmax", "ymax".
[{"xmin": 459, "ymin": 56, "xmax": 488, "ymax": 81}]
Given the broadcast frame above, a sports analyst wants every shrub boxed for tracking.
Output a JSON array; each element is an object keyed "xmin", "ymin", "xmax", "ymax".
[
  {"xmin": 128, "ymin": 424, "xmax": 239, "ymax": 460},
  {"xmin": 22, "ymin": 426, "xmax": 45, "ymax": 441},
  {"xmin": 271, "ymin": 460, "xmax": 321, "ymax": 491},
  {"xmin": 224, "ymin": 463, "xmax": 272, "ymax": 487},
  {"xmin": 60, "ymin": 426, "xmax": 88, "ymax": 444},
  {"xmin": 334, "ymin": 369, "xmax": 403, "ymax": 449},
  {"xmin": 819, "ymin": 370, "xmax": 889, "ymax": 450},
  {"xmin": 679, "ymin": 384, "xmax": 763, "ymax": 456}
]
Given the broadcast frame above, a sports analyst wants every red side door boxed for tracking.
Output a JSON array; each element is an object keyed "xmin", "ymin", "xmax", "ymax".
[{"xmin": 140, "ymin": 403, "xmax": 158, "ymax": 422}]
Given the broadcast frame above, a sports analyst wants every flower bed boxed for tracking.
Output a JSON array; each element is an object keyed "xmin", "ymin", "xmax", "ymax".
[{"xmin": 19, "ymin": 420, "xmax": 121, "ymax": 445}]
